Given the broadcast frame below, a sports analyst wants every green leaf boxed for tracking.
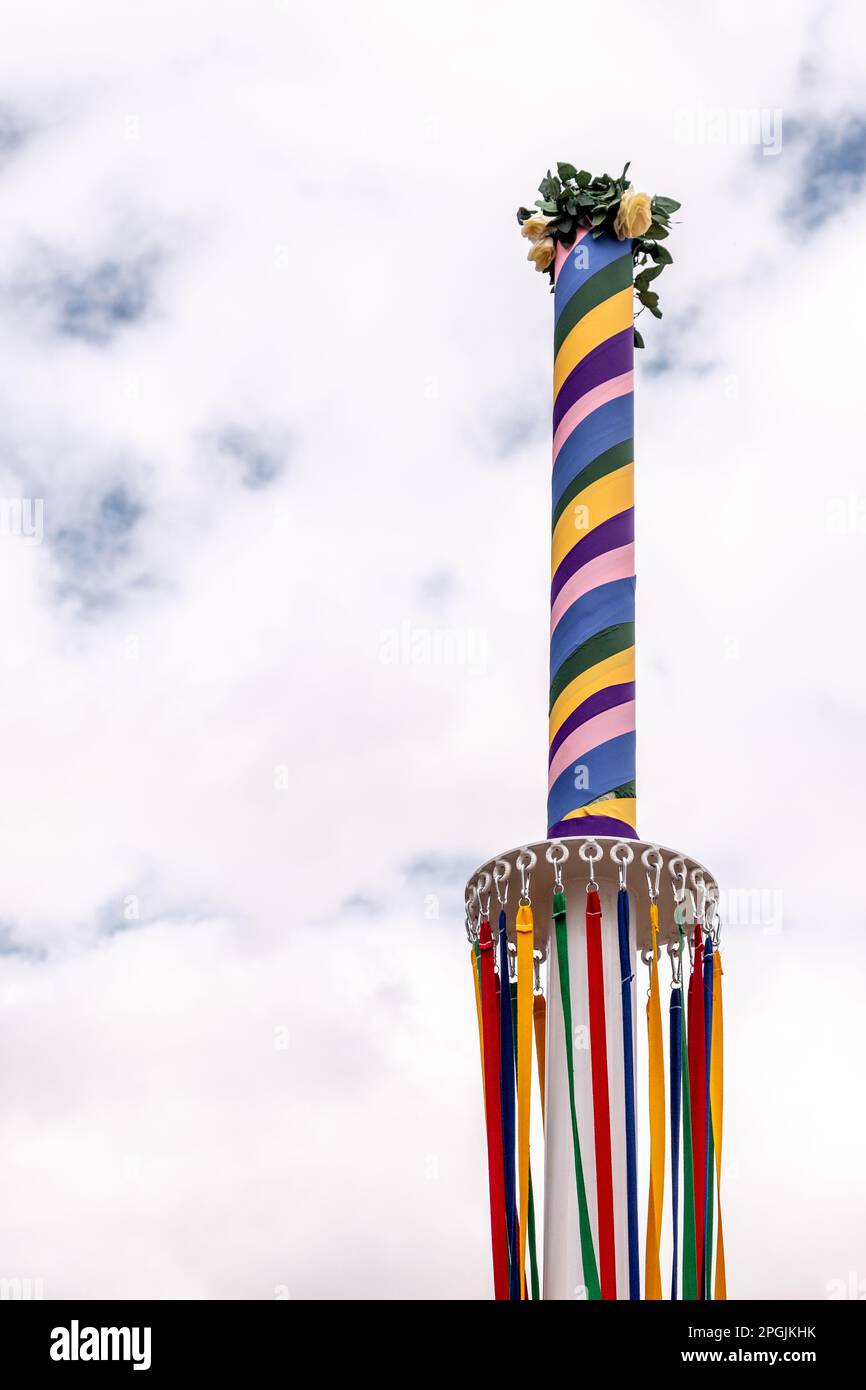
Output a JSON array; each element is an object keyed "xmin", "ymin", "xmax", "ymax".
[
  {"xmin": 634, "ymin": 327, "xmax": 645, "ymax": 349},
  {"xmin": 645, "ymin": 243, "xmax": 673, "ymax": 265},
  {"xmin": 634, "ymin": 265, "xmax": 663, "ymax": 291},
  {"xmin": 557, "ymin": 161, "xmax": 577, "ymax": 180},
  {"xmin": 576, "ymin": 169, "xmax": 591, "ymax": 187},
  {"xmin": 645, "ymin": 222, "xmax": 669, "ymax": 239},
  {"xmin": 653, "ymin": 195, "xmax": 681, "ymax": 215}
]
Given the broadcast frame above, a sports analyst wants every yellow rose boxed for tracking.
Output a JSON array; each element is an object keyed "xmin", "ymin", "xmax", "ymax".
[
  {"xmin": 614, "ymin": 189, "xmax": 652, "ymax": 240},
  {"xmin": 527, "ymin": 236, "xmax": 556, "ymax": 272},
  {"xmin": 520, "ymin": 214, "xmax": 554, "ymax": 243}
]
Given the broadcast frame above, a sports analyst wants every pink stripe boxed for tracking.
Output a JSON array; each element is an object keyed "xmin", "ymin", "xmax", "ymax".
[
  {"xmin": 550, "ymin": 544, "xmax": 635, "ymax": 635},
  {"xmin": 552, "ymin": 372, "xmax": 634, "ymax": 464},
  {"xmin": 548, "ymin": 701, "xmax": 636, "ymax": 790},
  {"xmin": 553, "ymin": 227, "xmax": 588, "ymax": 285}
]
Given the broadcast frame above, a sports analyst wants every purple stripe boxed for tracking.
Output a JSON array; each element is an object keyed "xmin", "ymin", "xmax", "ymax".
[
  {"xmin": 547, "ymin": 814, "xmax": 639, "ymax": 840},
  {"xmin": 553, "ymin": 327, "xmax": 633, "ymax": 432},
  {"xmin": 548, "ymin": 681, "xmax": 636, "ymax": 765},
  {"xmin": 551, "ymin": 508, "xmax": 634, "ymax": 604}
]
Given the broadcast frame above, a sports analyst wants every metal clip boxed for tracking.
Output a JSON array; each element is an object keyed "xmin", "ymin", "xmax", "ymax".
[
  {"xmin": 516, "ymin": 847, "xmax": 537, "ymax": 905},
  {"xmin": 641, "ymin": 846, "xmax": 663, "ymax": 903},
  {"xmin": 578, "ymin": 839, "xmax": 602, "ymax": 892},
  {"xmin": 611, "ymin": 840, "xmax": 634, "ymax": 891}
]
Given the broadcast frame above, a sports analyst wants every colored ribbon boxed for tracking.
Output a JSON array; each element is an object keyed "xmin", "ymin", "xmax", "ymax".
[
  {"xmin": 552, "ymin": 888, "xmax": 600, "ymax": 1299},
  {"xmin": 710, "ymin": 947, "xmax": 726, "ymax": 1299},
  {"xmin": 515, "ymin": 903, "xmax": 534, "ymax": 1300},
  {"xmin": 617, "ymin": 885, "xmax": 640, "ymax": 1298},
  {"xmin": 678, "ymin": 911, "xmax": 698, "ymax": 1299},
  {"xmin": 645, "ymin": 899, "xmax": 665, "ymax": 1299},
  {"xmin": 533, "ymin": 992, "xmax": 547, "ymax": 1129},
  {"xmin": 498, "ymin": 913, "xmax": 519, "ymax": 1300},
  {"xmin": 478, "ymin": 918, "xmax": 509, "ymax": 1298},
  {"xmin": 509, "ymin": 979, "xmax": 540, "ymax": 1300},
  {"xmin": 687, "ymin": 924, "xmax": 707, "ymax": 1296},
  {"xmin": 703, "ymin": 933, "xmax": 714, "ymax": 1298},
  {"xmin": 669, "ymin": 974, "xmax": 683, "ymax": 1299},
  {"xmin": 586, "ymin": 885, "xmax": 616, "ymax": 1298},
  {"xmin": 471, "ymin": 941, "xmax": 485, "ymax": 1099}
]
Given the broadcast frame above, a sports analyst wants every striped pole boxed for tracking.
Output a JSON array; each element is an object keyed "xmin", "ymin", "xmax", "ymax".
[{"xmin": 547, "ymin": 228, "xmax": 637, "ymax": 840}]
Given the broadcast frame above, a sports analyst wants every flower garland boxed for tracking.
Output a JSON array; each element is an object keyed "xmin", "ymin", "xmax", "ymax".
[{"xmin": 517, "ymin": 162, "xmax": 680, "ymax": 348}]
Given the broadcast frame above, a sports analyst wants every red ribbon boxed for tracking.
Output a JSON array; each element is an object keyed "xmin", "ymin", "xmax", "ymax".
[
  {"xmin": 687, "ymin": 925, "xmax": 707, "ymax": 1295},
  {"xmin": 478, "ymin": 918, "xmax": 509, "ymax": 1299},
  {"xmin": 586, "ymin": 888, "xmax": 617, "ymax": 1298}
]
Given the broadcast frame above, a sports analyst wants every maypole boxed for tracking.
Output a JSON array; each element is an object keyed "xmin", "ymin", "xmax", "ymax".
[{"xmin": 463, "ymin": 165, "xmax": 726, "ymax": 1302}]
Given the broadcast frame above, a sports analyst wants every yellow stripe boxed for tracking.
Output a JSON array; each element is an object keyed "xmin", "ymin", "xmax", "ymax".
[
  {"xmin": 645, "ymin": 903, "xmax": 665, "ymax": 1298},
  {"xmin": 549, "ymin": 646, "xmax": 635, "ymax": 743},
  {"xmin": 553, "ymin": 287, "xmax": 633, "ymax": 398},
  {"xmin": 563, "ymin": 796, "xmax": 637, "ymax": 831},
  {"xmin": 552, "ymin": 462, "xmax": 634, "ymax": 576},
  {"xmin": 711, "ymin": 950, "xmax": 726, "ymax": 1299},
  {"xmin": 516, "ymin": 903, "xmax": 534, "ymax": 1300}
]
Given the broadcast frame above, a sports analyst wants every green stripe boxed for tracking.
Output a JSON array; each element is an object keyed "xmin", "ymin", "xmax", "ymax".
[
  {"xmin": 589, "ymin": 780, "xmax": 636, "ymax": 805},
  {"xmin": 554, "ymin": 252, "xmax": 634, "ymax": 358},
  {"xmin": 549, "ymin": 622, "xmax": 634, "ymax": 712},
  {"xmin": 552, "ymin": 439, "xmax": 634, "ymax": 530}
]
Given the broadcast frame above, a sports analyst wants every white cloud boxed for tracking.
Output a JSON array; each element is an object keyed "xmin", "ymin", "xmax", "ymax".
[{"xmin": 0, "ymin": 0, "xmax": 863, "ymax": 1298}]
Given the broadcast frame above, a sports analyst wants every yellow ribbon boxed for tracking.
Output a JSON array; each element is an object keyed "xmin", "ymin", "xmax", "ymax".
[
  {"xmin": 516, "ymin": 902, "xmax": 534, "ymax": 1300},
  {"xmin": 471, "ymin": 945, "xmax": 485, "ymax": 1105},
  {"xmin": 710, "ymin": 949, "xmax": 726, "ymax": 1298},
  {"xmin": 645, "ymin": 901, "xmax": 665, "ymax": 1299}
]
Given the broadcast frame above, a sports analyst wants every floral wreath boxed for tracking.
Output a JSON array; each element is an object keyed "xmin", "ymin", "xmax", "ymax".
[{"xmin": 517, "ymin": 162, "xmax": 680, "ymax": 348}]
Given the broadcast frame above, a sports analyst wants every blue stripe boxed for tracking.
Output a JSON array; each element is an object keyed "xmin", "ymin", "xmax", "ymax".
[
  {"xmin": 546, "ymin": 731, "xmax": 636, "ymax": 829},
  {"xmin": 553, "ymin": 393, "xmax": 634, "ymax": 512},
  {"xmin": 550, "ymin": 579, "xmax": 635, "ymax": 684},
  {"xmin": 555, "ymin": 237, "xmax": 632, "ymax": 321}
]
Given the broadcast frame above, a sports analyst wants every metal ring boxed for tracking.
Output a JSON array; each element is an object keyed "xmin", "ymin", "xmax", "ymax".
[
  {"xmin": 641, "ymin": 845, "xmax": 663, "ymax": 901},
  {"xmin": 545, "ymin": 841, "xmax": 569, "ymax": 866},
  {"xmin": 610, "ymin": 842, "xmax": 634, "ymax": 865}
]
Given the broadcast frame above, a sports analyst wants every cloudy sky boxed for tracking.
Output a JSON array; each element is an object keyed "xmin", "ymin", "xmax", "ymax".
[{"xmin": 0, "ymin": 0, "xmax": 864, "ymax": 1300}]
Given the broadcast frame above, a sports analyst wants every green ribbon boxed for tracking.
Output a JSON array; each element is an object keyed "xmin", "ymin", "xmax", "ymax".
[
  {"xmin": 678, "ymin": 909, "xmax": 698, "ymax": 1300},
  {"xmin": 553, "ymin": 889, "xmax": 601, "ymax": 1300}
]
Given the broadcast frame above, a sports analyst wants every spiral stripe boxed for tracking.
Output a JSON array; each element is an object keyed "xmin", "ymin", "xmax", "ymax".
[{"xmin": 548, "ymin": 231, "xmax": 636, "ymax": 838}]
